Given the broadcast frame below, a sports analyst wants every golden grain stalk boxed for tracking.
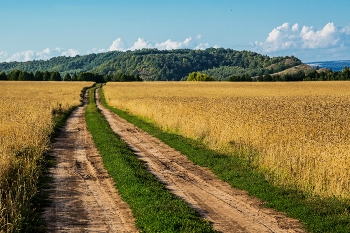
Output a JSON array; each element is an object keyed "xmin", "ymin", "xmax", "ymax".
[
  {"xmin": 103, "ymin": 81, "xmax": 350, "ymax": 199},
  {"xmin": 0, "ymin": 81, "xmax": 93, "ymax": 231}
]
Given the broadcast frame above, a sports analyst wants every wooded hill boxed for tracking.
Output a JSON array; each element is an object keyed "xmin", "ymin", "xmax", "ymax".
[{"xmin": 0, "ymin": 48, "xmax": 302, "ymax": 81}]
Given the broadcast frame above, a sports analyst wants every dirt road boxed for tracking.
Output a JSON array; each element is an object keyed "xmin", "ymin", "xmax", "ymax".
[
  {"xmin": 43, "ymin": 91, "xmax": 138, "ymax": 232},
  {"xmin": 96, "ymin": 90, "xmax": 306, "ymax": 233}
]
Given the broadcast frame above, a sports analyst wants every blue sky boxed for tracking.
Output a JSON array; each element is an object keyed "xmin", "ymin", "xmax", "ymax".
[{"xmin": 1, "ymin": 0, "xmax": 349, "ymax": 63}]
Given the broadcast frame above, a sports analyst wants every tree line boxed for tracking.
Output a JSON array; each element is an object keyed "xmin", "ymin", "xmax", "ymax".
[
  {"xmin": 186, "ymin": 67, "xmax": 350, "ymax": 82},
  {"xmin": 227, "ymin": 66, "xmax": 350, "ymax": 82},
  {"xmin": 0, "ymin": 70, "xmax": 143, "ymax": 82}
]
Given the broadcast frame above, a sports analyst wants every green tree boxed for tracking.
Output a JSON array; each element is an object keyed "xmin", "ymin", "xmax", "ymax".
[
  {"xmin": 43, "ymin": 71, "xmax": 51, "ymax": 81},
  {"xmin": 0, "ymin": 71, "xmax": 7, "ymax": 80},
  {"xmin": 187, "ymin": 72, "xmax": 214, "ymax": 81},
  {"xmin": 28, "ymin": 71, "xmax": 34, "ymax": 81},
  {"xmin": 34, "ymin": 71, "xmax": 44, "ymax": 81},
  {"xmin": 18, "ymin": 71, "xmax": 34, "ymax": 81},
  {"xmin": 50, "ymin": 71, "xmax": 61, "ymax": 81},
  {"xmin": 342, "ymin": 66, "xmax": 350, "ymax": 80},
  {"xmin": 8, "ymin": 70, "xmax": 21, "ymax": 80},
  {"xmin": 18, "ymin": 71, "xmax": 26, "ymax": 81},
  {"xmin": 77, "ymin": 72, "xmax": 104, "ymax": 82},
  {"xmin": 72, "ymin": 72, "xmax": 78, "ymax": 81},
  {"xmin": 64, "ymin": 73, "xmax": 72, "ymax": 81},
  {"xmin": 263, "ymin": 74, "xmax": 273, "ymax": 82}
]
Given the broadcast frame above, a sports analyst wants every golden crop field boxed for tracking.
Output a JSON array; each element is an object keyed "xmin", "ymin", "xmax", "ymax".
[
  {"xmin": 104, "ymin": 81, "xmax": 350, "ymax": 199},
  {"xmin": 0, "ymin": 81, "xmax": 93, "ymax": 231}
]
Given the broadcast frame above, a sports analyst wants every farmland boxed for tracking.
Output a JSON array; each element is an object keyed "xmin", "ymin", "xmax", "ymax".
[
  {"xmin": 0, "ymin": 81, "xmax": 93, "ymax": 232},
  {"xmin": 103, "ymin": 81, "xmax": 350, "ymax": 199}
]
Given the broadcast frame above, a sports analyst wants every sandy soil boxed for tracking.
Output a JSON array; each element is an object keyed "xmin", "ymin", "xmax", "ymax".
[
  {"xmin": 43, "ymin": 91, "xmax": 138, "ymax": 233},
  {"xmin": 96, "ymin": 90, "xmax": 306, "ymax": 233}
]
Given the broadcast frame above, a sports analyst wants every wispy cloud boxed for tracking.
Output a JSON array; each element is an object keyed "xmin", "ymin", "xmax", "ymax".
[
  {"xmin": 108, "ymin": 35, "xmax": 212, "ymax": 52},
  {"xmin": 253, "ymin": 22, "xmax": 350, "ymax": 61}
]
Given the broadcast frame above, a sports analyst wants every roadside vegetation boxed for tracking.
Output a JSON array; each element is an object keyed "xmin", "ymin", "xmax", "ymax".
[
  {"xmin": 0, "ymin": 82, "xmax": 93, "ymax": 232},
  {"xmin": 85, "ymin": 87, "xmax": 216, "ymax": 232},
  {"xmin": 102, "ymin": 82, "xmax": 350, "ymax": 232}
]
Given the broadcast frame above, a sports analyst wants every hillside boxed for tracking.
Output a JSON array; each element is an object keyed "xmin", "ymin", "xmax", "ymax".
[
  {"xmin": 0, "ymin": 48, "xmax": 302, "ymax": 81},
  {"xmin": 272, "ymin": 64, "xmax": 315, "ymax": 76}
]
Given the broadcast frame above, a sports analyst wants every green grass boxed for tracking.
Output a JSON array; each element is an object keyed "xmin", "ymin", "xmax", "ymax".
[
  {"xmin": 85, "ymin": 88, "xmax": 216, "ymax": 233},
  {"xmin": 99, "ymin": 88, "xmax": 350, "ymax": 233}
]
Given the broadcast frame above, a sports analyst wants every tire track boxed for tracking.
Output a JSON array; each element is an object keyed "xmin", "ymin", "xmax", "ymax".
[{"xmin": 43, "ymin": 90, "xmax": 138, "ymax": 233}]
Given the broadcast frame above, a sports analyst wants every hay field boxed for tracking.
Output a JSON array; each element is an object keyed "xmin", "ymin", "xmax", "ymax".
[
  {"xmin": 103, "ymin": 81, "xmax": 350, "ymax": 199},
  {"xmin": 0, "ymin": 81, "xmax": 93, "ymax": 231}
]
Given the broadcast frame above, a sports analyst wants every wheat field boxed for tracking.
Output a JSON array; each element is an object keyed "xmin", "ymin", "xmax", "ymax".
[
  {"xmin": 103, "ymin": 81, "xmax": 350, "ymax": 199},
  {"xmin": 0, "ymin": 81, "xmax": 93, "ymax": 232}
]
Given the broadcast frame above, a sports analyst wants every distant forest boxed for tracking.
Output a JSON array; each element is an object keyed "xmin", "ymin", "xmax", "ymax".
[
  {"xmin": 0, "ymin": 70, "xmax": 142, "ymax": 82},
  {"xmin": 0, "ymin": 48, "xmax": 303, "ymax": 81}
]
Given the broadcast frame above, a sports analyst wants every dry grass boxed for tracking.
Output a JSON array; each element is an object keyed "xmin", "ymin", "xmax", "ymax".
[
  {"xmin": 0, "ymin": 81, "xmax": 93, "ymax": 232},
  {"xmin": 103, "ymin": 81, "xmax": 350, "ymax": 199}
]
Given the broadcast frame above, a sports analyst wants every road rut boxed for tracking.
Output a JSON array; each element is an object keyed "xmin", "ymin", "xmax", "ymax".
[{"xmin": 43, "ymin": 91, "xmax": 138, "ymax": 233}]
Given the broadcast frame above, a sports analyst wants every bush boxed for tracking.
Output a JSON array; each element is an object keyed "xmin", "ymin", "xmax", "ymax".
[{"xmin": 187, "ymin": 72, "xmax": 215, "ymax": 81}]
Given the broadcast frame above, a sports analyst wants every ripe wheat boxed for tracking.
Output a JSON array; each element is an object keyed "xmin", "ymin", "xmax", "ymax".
[
  {"xmin": 0, "ymin": 81, "xmax": 93, "ymax": 232},
  {"xmin": 104, "ymin": 81, "xmax": 350, "ymax": 199}
]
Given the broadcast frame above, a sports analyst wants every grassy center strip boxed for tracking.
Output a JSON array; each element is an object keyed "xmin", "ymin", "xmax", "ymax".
[
  {"xmin": 99, "ymin": 88, "xmax": 350, "ymax": 233},
  {"xmin": 85, "ymin": 88, "xmax": 216, "ymax": 233}
]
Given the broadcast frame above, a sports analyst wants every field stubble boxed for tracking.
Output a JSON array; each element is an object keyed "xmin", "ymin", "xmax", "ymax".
[
  {"xmin": 104, "ymin": 81, "xmax": 350, "ymax": 199},
  {"xmin": 0, "ymin": 81, "xmax": 93, "ymax": 232}
]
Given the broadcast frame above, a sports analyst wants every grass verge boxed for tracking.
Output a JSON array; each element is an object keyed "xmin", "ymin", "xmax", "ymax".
[
  {"xmin": 99, "ymin": 88, "xmax": 350, "ymax": 233},
  {"xmin": 85, "ymin": 88, "xmax": 216, "ymax": 232}
]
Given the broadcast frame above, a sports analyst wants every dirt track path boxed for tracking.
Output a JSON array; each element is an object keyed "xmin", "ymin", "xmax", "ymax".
[
  {"xmin": 43, "ymin": 91, "xmax": 138, "ymax": 233},
  {"xmin": 96, "ymin": 90, "xmax": 306, "ymax": 233}
]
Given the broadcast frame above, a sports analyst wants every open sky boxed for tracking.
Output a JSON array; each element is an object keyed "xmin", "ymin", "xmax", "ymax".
[{"xmin": 1, "ymin": 0, "xmax": 349, "ymax": 63}]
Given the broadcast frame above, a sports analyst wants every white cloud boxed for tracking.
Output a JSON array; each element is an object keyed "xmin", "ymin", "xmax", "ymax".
[
  {"xmin": 87, "ymin": 48, "xmax": 106, "ymax": 54},
  {"xmin": 0, "ymin": 51, "xmax": 8, "ymax": 61},
  {"xmin": 1, "ymin": 47, "xmax": 80, "ymax": 62},
  {"xmin": 7, "ymin": 50, "xmax": 35, "ymax": 62},
  {"xmin": 195, "ymin": 43, "xmax": 210, "ymax": 50},
  {"xmin": 155, "ymin": 37, "xmax": 192, "ymax": 50},
  {"xmin": 0, "ymin": 35, "xmax": 213, "ymax": 62},
  {"xmin": 340, "ymin": 26, "xmax": 350, "ymax": 35},
  {"xmin": 259, "ymin": 22, "xmax": 301, "ymax": 52},
  {"xmin": 130, "ymin": 38, "xmax": 151, "ymax": 50},
  {"xmin": 257, "ymin": 22, "xmax": 345, "ymax": 52},
  {"xmin": 35, "ymin": 48, "xmax": 52, "ymax": 60},
  {"xmin": 253, "ymin": 22, "xmax": 350, "ymax": 61},
  {"xmin": 109, "ymin": 38, "xmax": 127, "ymax": 51},
  {"xmin": 108, "ymin": 35, "xmax": 212, "ymax": 52},
  {"xmin": 61, "ymin": 48, "xmax": 79, "ymax": 57},
  {"xmin": 292, "ymin": 23, "xmax": 299, "ymax": 31},
  {"xmin": 300, "ymin": 23, "xmax": 339, "ymax": 48}
]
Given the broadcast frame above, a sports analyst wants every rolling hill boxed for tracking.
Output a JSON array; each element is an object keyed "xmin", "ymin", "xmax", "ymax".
[{"xmin": 0, "ymin": 48, "xmax": 302, "ymax": 81}]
